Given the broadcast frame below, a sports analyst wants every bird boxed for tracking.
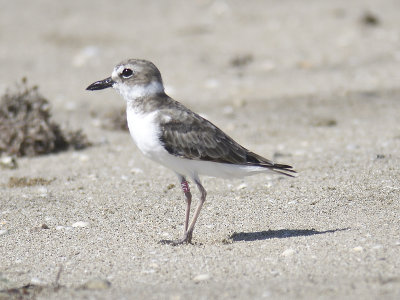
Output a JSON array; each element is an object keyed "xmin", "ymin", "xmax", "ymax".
[{"xmin": 86, "ymin": 59, "xmax": 295, "ymax": 245}]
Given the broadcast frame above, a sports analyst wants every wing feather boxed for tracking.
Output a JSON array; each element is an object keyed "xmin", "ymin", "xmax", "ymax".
[{"xmin": 157, "ymin": 108, "xmax": 295, "ymax": 176}]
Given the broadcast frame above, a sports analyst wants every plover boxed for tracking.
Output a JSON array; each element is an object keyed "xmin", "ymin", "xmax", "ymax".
[{"xmin": 86, "ymin": 59, "xmax": 295, "ymax": 245}]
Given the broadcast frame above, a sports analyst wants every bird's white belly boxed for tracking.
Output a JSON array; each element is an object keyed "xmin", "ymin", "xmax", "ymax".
[
  {"xmin": 159, "ymin": 154, "xmax": 270, "ymax": 179},
  {"xmin": 126, "ymin": 109, "xmax": 166, "ymax": 159},
  {"xmin": 126, "ymin": 107, "xmax": 270, "ymax": 180}
]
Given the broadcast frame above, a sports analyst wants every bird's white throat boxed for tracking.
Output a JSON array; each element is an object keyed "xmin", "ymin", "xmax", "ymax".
[{"xmin": 114, "ymin": 80, "xmax": 164, "ymax": 101}]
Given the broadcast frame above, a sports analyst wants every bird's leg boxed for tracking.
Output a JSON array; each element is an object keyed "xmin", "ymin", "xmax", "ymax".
[
  {"xmin": 184, "ymin": 179, "xmax": 207, "ymax": 244},
  {"xmin": 167, "ymin": 179, "xmax": 206, "ymax": 246},
  {"xmin": 164, "ymin": 178, "xmax": 192, "ymax": 246},
  {"xmin": 180, "ymin": 179, "xmax": 192, "ymax": 234}
]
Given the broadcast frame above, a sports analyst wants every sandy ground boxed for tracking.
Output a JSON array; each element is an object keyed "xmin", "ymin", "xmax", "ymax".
[{"xmin": 1, "ymin": 0, "xmax": 400, "ymax": 299}]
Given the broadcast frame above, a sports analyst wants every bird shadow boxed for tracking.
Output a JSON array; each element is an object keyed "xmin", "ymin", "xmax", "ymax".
[{"xmin": 229, "ymin": 228, "xmax": 349, "ymax": 242}]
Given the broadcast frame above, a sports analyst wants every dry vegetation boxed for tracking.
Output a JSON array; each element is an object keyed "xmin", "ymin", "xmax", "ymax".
[{"xmin": 0, "ymin": 79, "xmax": 91, "ymax": 157}]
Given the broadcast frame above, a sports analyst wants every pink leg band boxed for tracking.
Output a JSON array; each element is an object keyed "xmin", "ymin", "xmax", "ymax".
[{"xmin": 181, "ymin": 181, "xmax": 190, "ymax": 193}]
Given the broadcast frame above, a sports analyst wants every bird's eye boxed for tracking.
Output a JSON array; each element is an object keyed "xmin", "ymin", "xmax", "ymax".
[{"xmin": 121, "ymin": 68, "xmax": 133, "ymax": 78}]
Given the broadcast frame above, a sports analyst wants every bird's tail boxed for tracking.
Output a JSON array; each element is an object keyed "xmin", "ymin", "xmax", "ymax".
[
  {"xmin": 270, "ymin": 163, "xmax": 297, "ymax": 177},
  {"xmin": 246, "ymin": 151, "xmax": 296, "ymax": 177}
]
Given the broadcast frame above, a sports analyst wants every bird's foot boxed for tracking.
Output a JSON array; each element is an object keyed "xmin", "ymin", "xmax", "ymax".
[{"xmin": 159, "ymin": 231, "xmax": 193, "ymax": 246}]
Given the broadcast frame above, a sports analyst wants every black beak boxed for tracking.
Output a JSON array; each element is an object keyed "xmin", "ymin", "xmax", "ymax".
[{"xmin": 86, "ymin": 77, "xmax": 115, "ymax": 90}]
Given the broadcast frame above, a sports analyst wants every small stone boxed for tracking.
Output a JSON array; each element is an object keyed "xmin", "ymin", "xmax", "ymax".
[
  {"xmin": 313, "ymin": 118, "xmax": 337, "ymax": 127},
  {"xmin": 149, "ymin": 263, "xmax": 159, "ymax": 269},
  {"xmin": 37, "ymin": 186, "xmax": 48, "ymax": 197},
  {"xmin": 346, "ymin": 144, "xmax": 358, "ymax": 151},
  {"xmin": 0, "ymin": 156, "xmax": 17, "ymax": 169},
  {"xmin": 72, "ymin": 221, "xmax": 89, "ymax": 228},
  {"xmin": 78, "ymin": 154, "xmax": 89, "ymax": 162},
  {"xmin": 41, "ymin": 224, "xmax": 49, "ymax": 229},
  {"xmin": 351, "ymin": 246, "xmax": 363, "ymax": 252},
  {"xmin": 281, "ymin": 248, "xmax": 295, "ymax": 256},
  {"xmin": 361, "ymin": 11, "xmax": 380, "ymax": 26},
  {"xmin": 130, "ymin": 168, "xmax": 143, "ymax": 174},
  {"xmin": 30, "ymin": 277, "xmax": 45, "ymax": 285},
  {"xmin": 230, "ymin": 54, "xmax": 253, "ymax": 68},
  {"xmin": 80, "ymin": 278, "xmax": 111, "ymax": 290},
  {"xmin": 235, "ymin": 183, "xmax": 247, "ymax": 190},
  {"xmin": 0, "ymin": 229, "xmax": 8, "ymax": 236},
  {"xmin": 193, "ymin": 274, "xmax": 210, "ymax": 282}
]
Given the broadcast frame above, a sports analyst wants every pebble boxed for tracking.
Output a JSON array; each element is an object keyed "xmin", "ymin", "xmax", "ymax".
[
  {"xmin": 80, "ymin": 278, "xmax": 111, "ymax": 290},
  {"xmin": 235, "ymin": 183, "xmax": 247, "ymax": 190},
  {"xmin": 0, "ymin": 229, "xmax": 8, "ymax": 236},
  {"xmin": 130, "ymin": 168, "xmax": 144, "ymax": 174},
  {"xmin": 149, "ymin": 263, "xmax": 159, "ymax": 269},
  {"xmin": 372, "ymin": 244, "xmax": 382, "ymax": 250},
  {"xmin": 346, "ymin": 144, "xmax": 358, "ymax": 151},
  {"xmin": 264, "ymin": 182, "xmax": 273, "ymax": 189},
  {"xmin": 41, "ymin": 224, "xmax": 49, "ymax": 229},
  {"xmin": 72, "ymin": 221, "xmax": 89, "ymax": 228},
  {"xmin": 56, "ymin": 226, "xmax": 73, "ymax": 231},
  {"xmin": 0, "ymin": 156, "xmax": 17, "ymax": 169},
  {"xmin": 78, "ymin": 154, "xmax": 89, "ymax": 162},
  {"xmin": 37, "ymin": 187, "xmax": 48, "ymax": 197},
  {"xmin": 351, "ymin": 246, "xmax": 363, "ymax": 252},
  {"xmin": 193, "ymin": 274, "xmax": 210, "ymax": 282},
  {"xmin": 281, "ymin": 248, "xmax": 295, "ymax": 257},
  {"xmin": 30, "ymin": 277, "xmax": 45, "ymax": 285}
]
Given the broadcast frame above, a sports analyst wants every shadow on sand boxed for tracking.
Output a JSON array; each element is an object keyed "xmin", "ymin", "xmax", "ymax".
[{"xmin": 230, "ymin": 228, "xmax": 349, "ymax": 242}]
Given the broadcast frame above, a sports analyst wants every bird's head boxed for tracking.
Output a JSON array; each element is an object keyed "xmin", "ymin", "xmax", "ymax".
[{"xmin": 86, "ymin": 59, "xmax": 164, "ymax": 100}]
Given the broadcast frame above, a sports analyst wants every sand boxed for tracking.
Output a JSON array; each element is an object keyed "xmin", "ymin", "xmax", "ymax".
[{"xmin": 1, "ymin": 0, "xmax": 399, "ymax": 299}]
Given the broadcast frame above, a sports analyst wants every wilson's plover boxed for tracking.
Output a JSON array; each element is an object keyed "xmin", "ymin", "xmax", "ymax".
[{"xmin": 86, "ymin": 59, "xmax": 295, "ymax": 245}]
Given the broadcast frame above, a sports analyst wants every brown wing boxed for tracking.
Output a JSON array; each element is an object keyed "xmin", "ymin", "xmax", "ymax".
[{"xmin": 158, "ymin": 109, "xmax": 296, "ymax": 176}]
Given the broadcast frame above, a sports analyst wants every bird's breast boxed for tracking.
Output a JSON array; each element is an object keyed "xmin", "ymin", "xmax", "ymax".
[{"xmin": 126, "ymin": 108, "xmax": 166, "ymax": 159}]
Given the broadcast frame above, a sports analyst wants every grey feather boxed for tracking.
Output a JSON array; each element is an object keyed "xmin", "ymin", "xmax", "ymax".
[{"xmin": 153, "ymin": 97, "xmax": 295, "ymax": 177}]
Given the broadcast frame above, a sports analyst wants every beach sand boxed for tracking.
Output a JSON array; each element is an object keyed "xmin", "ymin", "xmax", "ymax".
[{"xmin": 1, "ymin": 1, "xmax": 399, "ymax": 299}]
